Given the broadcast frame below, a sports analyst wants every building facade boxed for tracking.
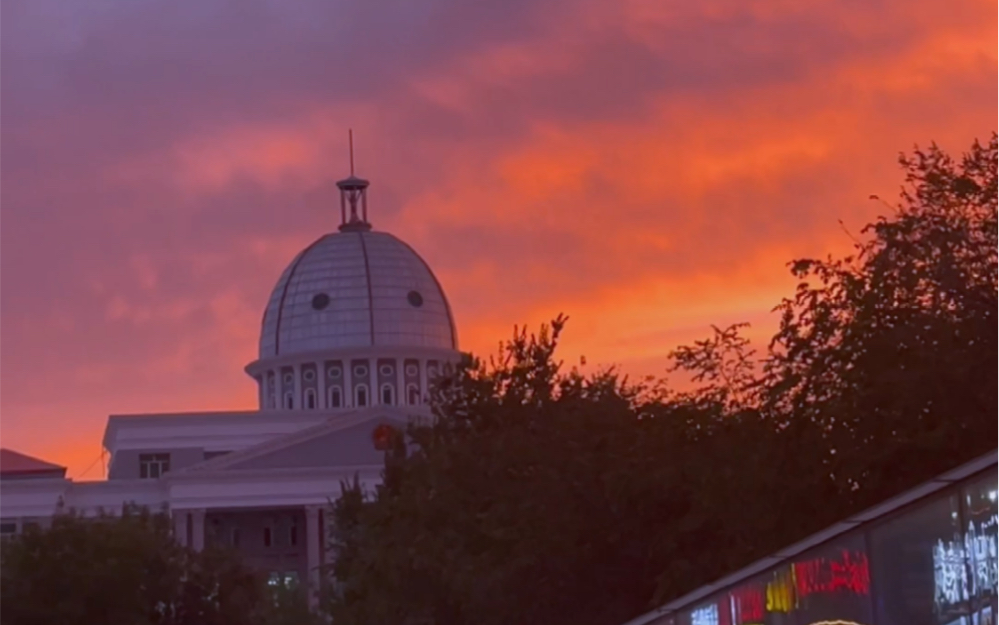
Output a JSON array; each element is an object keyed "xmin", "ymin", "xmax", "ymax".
[
  {"xmin": 0, "ymin": 169, "xmax": 462, "ymax": 602},
  {"xmin": 623, "ymin": 451, "xmax": 998, "ymax": 625}
]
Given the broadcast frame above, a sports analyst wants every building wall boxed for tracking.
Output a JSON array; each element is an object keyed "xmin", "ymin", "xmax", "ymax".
[
  {"xmin": 205, "ymin": 508, "xmax": 308, "ymax": 584},
  {"xmin": 649, "ymin": 462, "xmax": 998, "ymax": 625},
  {"xmin": 227, "ymin": 420, "xmax": 397, "ymax": 471},
  {"xmin": 108, "ymin": 447, "xmax": 206, "ymax": 480}
]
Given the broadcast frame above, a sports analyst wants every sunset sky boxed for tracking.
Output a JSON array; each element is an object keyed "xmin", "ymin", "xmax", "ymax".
[{"xmin": 1, "ymin": 0, "xmax": 996, "ymax": 478}]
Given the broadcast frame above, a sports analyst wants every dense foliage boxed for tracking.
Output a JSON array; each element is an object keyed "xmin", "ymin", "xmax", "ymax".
[
  {"xmin": 0, "ymin": 507, "xmax": 318, "ymax": 625},
  {"xmin": 324, "ymin": 134, "xmax": 998, "ymax": 625}
]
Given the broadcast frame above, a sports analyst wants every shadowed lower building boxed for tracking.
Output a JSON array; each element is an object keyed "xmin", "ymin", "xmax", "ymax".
[{"xmin": 0, "ymin": 167, "xmax": 462, "ymax": 604}]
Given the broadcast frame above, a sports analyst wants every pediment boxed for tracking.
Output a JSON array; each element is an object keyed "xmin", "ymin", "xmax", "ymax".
[{"xmin": 179, "ymin": 409, "xmax": 414, "ymax": 474}]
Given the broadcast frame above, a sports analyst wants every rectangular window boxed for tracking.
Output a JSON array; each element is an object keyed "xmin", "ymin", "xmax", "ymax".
[
  {"xmin": 963, "ymin": 472, "xmax": 998, "ymax": 624},
  {"xmin": 263, "ymin": 526, "xmax": 272, "ymax": 548},
  {"xmin": 0, "ymin": 521, "xmax": 17, "ymax": 535},
  {"xmin": 268, "ymin": 571, "xmax": 300, "ymax": 588},
  {"xmin": 871, "ymin": 488, "xmax": 965, "ymax": 625},
  {"xmin": 138, "ymin": 453, "xmax": 170, "ymax": 479},
  {"xmin": 290, "ymin": 524, "xmax": 298, "ymax": 547},
  {"xmin": 677, "ymin": 531, "xmax": 873, "ymax": 625}
]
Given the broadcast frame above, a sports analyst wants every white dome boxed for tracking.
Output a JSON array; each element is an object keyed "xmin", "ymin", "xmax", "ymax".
[{"xmin": 259, "ymin": 230, "xmax": 457, "ymax": 358}]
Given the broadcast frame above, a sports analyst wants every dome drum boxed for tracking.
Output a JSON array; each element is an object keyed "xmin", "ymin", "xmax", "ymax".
[{"xmin": 247, "ymin": 351, "xmax": 458, "ymax": 412}]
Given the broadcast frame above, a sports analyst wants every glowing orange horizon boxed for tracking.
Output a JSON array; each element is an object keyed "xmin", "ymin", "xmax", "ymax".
[{"xmin": 1, "ymin": 0, "xmax": 995, "ymax": 477}]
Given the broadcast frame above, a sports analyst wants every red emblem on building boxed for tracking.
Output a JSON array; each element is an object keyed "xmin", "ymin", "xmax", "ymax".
[{"xmin": 372, "ymin": 424, "xmax": 396, "ymax": 451}]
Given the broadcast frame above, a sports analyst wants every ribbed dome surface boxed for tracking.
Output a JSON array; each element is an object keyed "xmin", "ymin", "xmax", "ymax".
[{"xmin": 259, "ymin": 230, "xmax": 457, "ymax": 358}]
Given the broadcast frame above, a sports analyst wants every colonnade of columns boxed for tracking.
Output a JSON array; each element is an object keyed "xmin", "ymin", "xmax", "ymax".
[
  {"xmin": 172, "ymin": 505, "xmax": 325, "ymax": 608},
  {"xmin": 259, "ymin": 356, "xmax": 439, "ymax": 411}
]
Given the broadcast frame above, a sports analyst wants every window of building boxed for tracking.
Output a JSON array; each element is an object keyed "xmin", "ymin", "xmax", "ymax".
[
  {"xmin": 381, "ymin": 384, "xmax": 394, "ymax": 406},
  {"xmin": 379, "ymin": 364, "xmax": 394, "ymax": 377},
  {"xmin": 263, "ymin": 526, "xmax": 272, "ymax": 548},
  {"xmin": 0, "ymin": 521, "xmax": 16, "ymax": 536},
  {"xmin": 289, "ymin": 523, "xmax": 298, "ymax": 547},
  {"xmin": 355, "ymin": 385, "xmax": 368, "ymax": 407},
  {"xmin": 267, "ymin": 571, "xmax": 299, "ymax": 589},
  {"xmin": 785, "ymin": 531, "xmax": 872, "ymax": 624},
  {"xmin": 871, "ymin": 488, "xmax": 965, "ymax": 624},
  {"xmin": 328, "ymin": 386, "xmax": 342, "ymax": 408},
  {"xmin": 963, "ymin": 472, "xmax": 998, "ymax": 622},
  {"xmin": 407, "ymin": 384, "xmax": 420, "ymax": 406},
  {"xmin": 305, "ymin": 388, "xmax": 316, "ymax": 410},
  {"xmin": 284, "ymin": 392, "xmax": 294, "ymax": 409},
  {"xmin": 678, "ymin": 532, "xmax": 873, "ymax": 625},
  {"xmin": 139, "ymin": 453, "xmax": 170, "ymax": 479}
]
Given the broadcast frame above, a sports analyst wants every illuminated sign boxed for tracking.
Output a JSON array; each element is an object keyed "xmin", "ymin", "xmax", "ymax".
[
  {"xmin": 794, "ymin": 550, "xmax": 871, "ymax": 598},
  {"xmin": 731, "ymin": 584, "xmax": 765, "ymax": 622},
  {"xmin": 687, "ymin": 550, "xmax": 872, "ymax": 625},
  {"xmin": 690, "ymin": 604, "xmax": 718, "ymax": 625},
  {"xmin": 766, "ymin": 568, "xmax": 796, "ymax": 613},
  {"xmin": 934, "ymin": 514, "xmax": 999, "ymax": 612}
]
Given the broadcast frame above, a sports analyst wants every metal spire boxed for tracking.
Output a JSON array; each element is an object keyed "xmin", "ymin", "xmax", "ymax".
[{"xmin": 337, "ymin": 130, "xmax": 371, "ymax": 232}]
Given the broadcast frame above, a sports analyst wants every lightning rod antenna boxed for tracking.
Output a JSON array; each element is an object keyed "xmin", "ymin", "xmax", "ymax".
[{"xmin": 349, "ymin": 129, "xmax": 355, "ymax": 176}]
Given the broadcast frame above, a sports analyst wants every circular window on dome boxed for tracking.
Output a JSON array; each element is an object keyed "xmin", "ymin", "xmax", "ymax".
[
  {"xmin": 407, "ymin": 291, "xmax": 424, "ymax": 307},
  {"xmin": 379, "ymin": 364, "xmax": 394, "ymax": 377},
  {"xmin": 303, "ymin": 369, "xmax": 316, "ymax": 382},
  {"xmin": 312, "ymin": 293, "xmax": 331, "ymax": 311},
  {"xmin": 354, "ymin": 365, "xmax": 369, "ymax": 379},
  {"xmin": 327, "ymin": 366, "xmax": 342, "ymax": 379}
]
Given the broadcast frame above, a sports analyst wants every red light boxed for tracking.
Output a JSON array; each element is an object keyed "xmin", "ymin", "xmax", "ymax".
[
  {"xmin": 732, "ymin": 585, "xmax": 765, "ymax": 621},
  {"xmin": 793, "ymin": 550, "xmax": 870, "ymax": 598},
  {"xmin": 372, "ymin": 424, "xmax": 396, "ymax": 451}
]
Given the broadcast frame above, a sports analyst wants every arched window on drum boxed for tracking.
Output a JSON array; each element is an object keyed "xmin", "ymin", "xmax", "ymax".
[{"xmin": 407, "ymin": 384, "xmax": 421, "ymax": 406}]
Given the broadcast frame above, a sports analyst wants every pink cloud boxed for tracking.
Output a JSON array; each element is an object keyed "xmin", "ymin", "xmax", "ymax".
[{"xmin": 1, "ymin": 0, "xmax": 994, "ymax": 474}]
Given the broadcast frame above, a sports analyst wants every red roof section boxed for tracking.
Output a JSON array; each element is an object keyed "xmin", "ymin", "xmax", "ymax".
[{"xmin": 0, "ymin": 448, "xmax": 66, "ymax": 476}]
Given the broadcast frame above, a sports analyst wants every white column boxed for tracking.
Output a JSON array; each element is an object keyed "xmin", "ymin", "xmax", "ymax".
[
  {"xmin": 340, "ymin": 361, "xmax": 349, "ymax": 407},
  {"xmin": 173, "ymin": 511, "xmax": 188, "ymax": 547},
  {"xmin": 396, "ymin": 358, "xmax": 405, "ymax": 406},
  {"xmin": 306, "ymin": 506, "xmax": 321, "ymax": 609},
  {"xmin": 267, "ymin": 370, "xmax": 276, "ymax": 409},
  {"xmin": 292, "ymin": 363, "xmax": 302, "ymax": 410},
  {"xmin": 419, "ymin": 359, "xmax": 429, "ymax": 403},
  {"xmin": 370, "ymin": 358, "xmax": 378, "ymax": 405},
  {"xmin": 316, "ymin": 361, "xmax": 327, "ymax": 410},
  {"xmin": 191, "ymin": 509, "xmax": 206, "ymax": 551}
]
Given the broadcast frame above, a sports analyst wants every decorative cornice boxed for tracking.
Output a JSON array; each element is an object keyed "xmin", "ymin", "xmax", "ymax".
[
  {"xmin": 102, "ymin": 410, "xmax": 329, "ymax": 453},
  {"xmin": 245, "ymin": 346, "xmax": 462, "ymax": 376}
]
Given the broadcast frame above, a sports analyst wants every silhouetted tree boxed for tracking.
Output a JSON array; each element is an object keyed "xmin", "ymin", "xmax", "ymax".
[
  {"xmin": 323, "ymin": 134, "xmax": 998, "ymax": 625},
  {"xmin": 0, "ymin": 506, "xmax": 320, "ymax": 625}
]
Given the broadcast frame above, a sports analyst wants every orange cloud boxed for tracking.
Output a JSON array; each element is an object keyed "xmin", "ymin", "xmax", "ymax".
[{"xmin": 1, "ymin": 0, "xmax": 994, "ymax": 476}]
